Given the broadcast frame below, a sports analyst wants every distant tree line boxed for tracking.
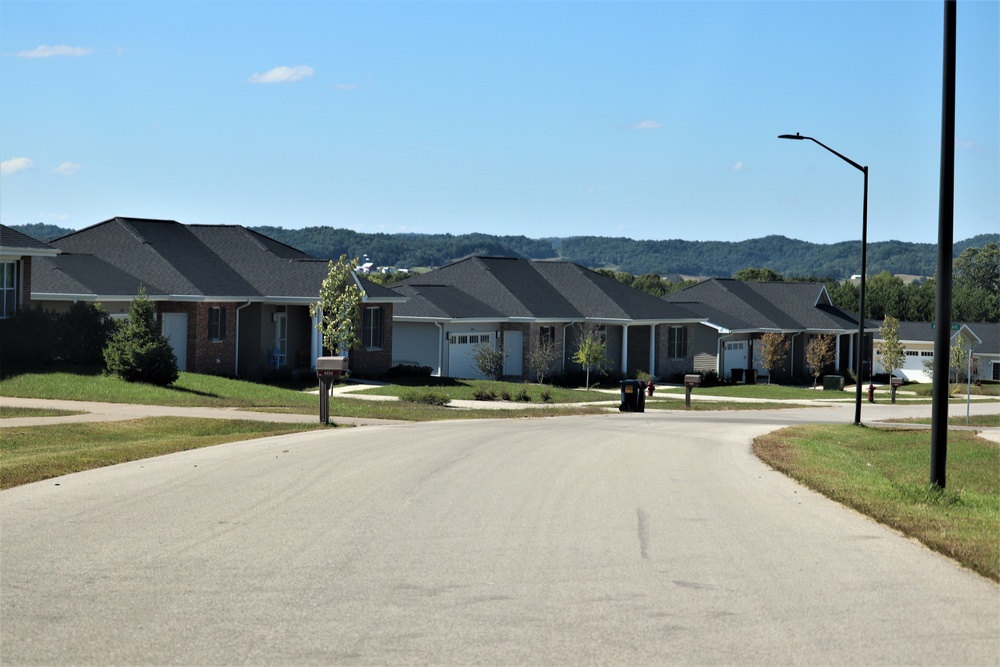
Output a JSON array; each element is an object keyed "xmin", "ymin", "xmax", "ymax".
[{"xmin": 15, "ymin": 222, "xmax": 995, "ymax": 283}]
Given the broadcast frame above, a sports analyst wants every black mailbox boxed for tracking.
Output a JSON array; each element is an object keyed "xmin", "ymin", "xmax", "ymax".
[
  {"xmin": 889, "ymin": 375, "xmax": 903, "ymax": 404},
  {"xmin": 683, "ymin": 374, "xmax": 701, "ymax": 407}
]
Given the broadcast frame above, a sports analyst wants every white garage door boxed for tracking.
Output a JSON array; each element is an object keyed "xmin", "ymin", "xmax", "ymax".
[{"xmin": 448, "ymin": 333, "xmax": 493, "ymax": 379}]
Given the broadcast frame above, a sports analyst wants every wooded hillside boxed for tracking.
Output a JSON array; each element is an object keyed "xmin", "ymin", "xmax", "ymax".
[{"xmin": 13, "ymin": 222, "xmax": 997, "ymax": 281}]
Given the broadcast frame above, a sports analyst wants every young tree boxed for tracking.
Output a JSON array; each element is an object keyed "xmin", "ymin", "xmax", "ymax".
[
  {"xmin": 950, "ymin": 336, "xmax": 968, "ymax": 385},
  {"xmin": 310, "ymin": 255, "xmax": 362, "ymax": 355},
  {"xmin": 103, "ymin": 288, "xmax": 179, "ymax": 386},
  {"xmin": 472, "ymin": 339, "xmax": 507, "ymax": 380},
  {"xmin": 757, "ymin": 332, "xmax": 790, "ymax": 384},
  {"xmin": 876, "ymin": 315, "xmax": 906, "ymax": 380},
  {"xmin": 804, "ymin": 334, "xmax": 836, "ymax": 388},
  {"xmin": 572, "ymin": 323, "xmax": 612, "ymax": 390},
  {"xmin": 527, "ymin": 337, "xmax": 560, "ymax": 384}
]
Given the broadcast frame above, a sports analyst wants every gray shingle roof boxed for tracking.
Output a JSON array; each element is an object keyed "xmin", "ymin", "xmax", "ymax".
[
  {"xmin": 0, "ymin": 225, "xmax": 58, "ymax": 255},
  {"xmin": 878, "ymin": 320, "xmax": 999, "ymax": 352},
  {"xmin": 664, "ymin": 278, "xmax": 864, "ymax": 332},
  {"xmin": 392, "ymin": 256, "xmax": 702, "ymax": 323},
  {"xmin": 35, "ymin": 217, "xmax": 395, "ymax": 303}
]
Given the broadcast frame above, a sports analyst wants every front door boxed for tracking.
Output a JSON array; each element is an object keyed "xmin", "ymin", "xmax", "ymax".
[
  {"xmin": 503, "ymin": 331, "xmax": 523, "ymax": 378},
  {"xmin": 162, "ymin": 313, "xmax": 188, "ymax": 371}
]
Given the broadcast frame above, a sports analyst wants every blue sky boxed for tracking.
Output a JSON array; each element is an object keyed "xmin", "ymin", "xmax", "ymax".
[{"xmin": 1, "ymin": 1, "xmax": 996, "ymax": 245}]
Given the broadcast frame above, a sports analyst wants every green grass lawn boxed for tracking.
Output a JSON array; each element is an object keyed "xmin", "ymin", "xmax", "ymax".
[
  {"xmin": 0, "ymin": 417, "xmax": 326, "ymax": 489},
  {"xmin": 754, "ymin": 424, "xmax": 1000, "ymax": 581},
  {"xmin": 354, "ymin": 377, "xmax": 614, "ymax": 403},
  {"xmin": 655, "ymin": 383, "xmax": 842, "ymax": 400},
  {"xmin": 0, "ymin": 370, "xmax": 319, "ymax": 409}
]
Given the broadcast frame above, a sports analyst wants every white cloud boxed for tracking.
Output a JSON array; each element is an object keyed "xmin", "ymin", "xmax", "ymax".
[
  {"xmin": 1, "ymin": 157, "xmax": 35, "ymax": 175},
  {"xmin": 16, "ymin": 44, "xmax": 94, "ymax": 58},
  {"xmin": 631, "ymin": 120, "xmax": 662, "ymax": 130},
  {"xmin": 335, "ymin": 83, "xmax": 360, "ymax": 91},
  {"xmin": 248, "ymin": 65, "xmax": 314, "ymax": 84},
  {"xmin": 53, "ymin": 162, "xmax": 82, "ymax": 176},
  {"xmin": 732, "ymin": 161, "xmax": 745, "ymax": 171},
  {"xmin": 956, "ymin": 139, "xmax": 985, "ymax": 153}
]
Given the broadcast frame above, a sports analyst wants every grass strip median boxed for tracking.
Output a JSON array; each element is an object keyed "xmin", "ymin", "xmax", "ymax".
[{"xmin": 753, "ymin": 424, "xmax": 1000, "ymax": 581}]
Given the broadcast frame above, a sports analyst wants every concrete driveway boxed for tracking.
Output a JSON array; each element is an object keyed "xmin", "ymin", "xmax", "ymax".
[{"xmin": 1, "ymin": 401, "xmax": 998, "ymax": 665}]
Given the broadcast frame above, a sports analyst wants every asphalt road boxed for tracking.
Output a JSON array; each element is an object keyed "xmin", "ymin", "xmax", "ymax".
[{"xmin": 2, "ymin": 404, "xmax": 998, "ymax": 665}]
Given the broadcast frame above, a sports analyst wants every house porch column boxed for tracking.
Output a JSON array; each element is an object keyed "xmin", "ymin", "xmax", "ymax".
[
  {"xmin": 649, "ymin": 324, "xmax": 656, "ymax": 378},
  {"xmin": 621, "ymin": 325, "xmax": 629, "ymax": 375}
]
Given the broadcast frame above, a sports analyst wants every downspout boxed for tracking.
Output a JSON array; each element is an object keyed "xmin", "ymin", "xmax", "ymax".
[
  {"xmin": 234, "ymin": 300, "xmax": 253, "ymax": 377},
  {"xmin": 435, "ymin": 322, "xmax": 444, "ymax": 377},
  {"xmin": 562, "ymin": 324, "xmax": 572, "ymax": 374}
]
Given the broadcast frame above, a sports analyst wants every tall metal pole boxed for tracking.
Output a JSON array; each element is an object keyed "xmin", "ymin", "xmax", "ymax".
[
  {"xmin": 778, "ymin": 133, "xmax": 868, "ymax": 425},
  {"xmin": 931, "ymin": 0, "xmax": 957, "ymax": 489},
  {"xmin": 855, "ymin": 167, "xmax": 869, "ymax": 426}
]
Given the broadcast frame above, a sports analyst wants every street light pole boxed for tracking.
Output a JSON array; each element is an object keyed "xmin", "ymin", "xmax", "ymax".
[{"xmin": 779, "ymin": 133, "xmax": 869, "ymax": 426}]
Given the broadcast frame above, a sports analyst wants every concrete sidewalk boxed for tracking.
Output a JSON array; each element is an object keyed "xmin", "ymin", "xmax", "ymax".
[{"xmin": 0, "ymin": 396, "xmax": 403, "ymax": 428}]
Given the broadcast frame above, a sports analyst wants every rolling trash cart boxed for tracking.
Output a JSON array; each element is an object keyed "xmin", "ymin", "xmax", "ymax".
[{"xmin": 619, "ymin": 379, "xmax": 647, "ymax": 412}]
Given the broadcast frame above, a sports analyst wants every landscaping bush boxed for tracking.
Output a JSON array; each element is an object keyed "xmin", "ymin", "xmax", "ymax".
[
  {"xmin": 58, "ymin": 301, "xmax": 116, "ymax": 364},
  {"xmin": 0, "ymin": 307, "xmax": 59, "ymax": 373},
  {"xmin": 514, "ymin": 387, "xmax": 531, "ymax": 402},
  {"xmin": 388, "ymin": 364, "xmax": 433, "ymax": 378},
  {"xmin": 472, "ymin": 387, "xmax": 498, "ymax": 401},
  {"xmin": 399, "ymin": 389, "xmax": 451, "ymax": 406},
  {"xmin": 103, "ymin": 289, "xmax": 179, "ymax": 386}
]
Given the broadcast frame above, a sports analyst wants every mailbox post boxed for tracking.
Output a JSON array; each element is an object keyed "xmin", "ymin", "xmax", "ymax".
[
  {"xmin": 316, "ymin": 356, "xmax": 348, "ymax": 423},
  {"xmin": 684, "ymin": 374, "xmax": 701, "ymax": 408},
  {"xmin": 890, "ymin": 376, "xmax": 903, "ymax": 404}
]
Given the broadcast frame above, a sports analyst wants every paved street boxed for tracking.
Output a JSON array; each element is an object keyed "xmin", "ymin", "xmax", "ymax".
[{"xmin": 2, "ymin": 403, "xmax": 998, "ymax": 665}]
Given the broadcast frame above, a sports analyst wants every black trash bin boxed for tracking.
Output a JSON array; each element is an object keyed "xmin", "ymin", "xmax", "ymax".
[
  {"xmin": 731, "ymin": 368, "xmax": 744, "ymax": 383},
  {"xmin": 620, "ymin": 379, "xmax": 646, "ymax": 412}
]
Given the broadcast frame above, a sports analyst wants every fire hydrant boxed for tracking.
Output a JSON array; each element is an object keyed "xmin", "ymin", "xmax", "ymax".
[
  {"xmin": 868, "ymin": 383, "xmax": 875, "ymax": 403},
  {"xmin": 646, "ymin": 381, "xmax": 655, "ymax": 397}
]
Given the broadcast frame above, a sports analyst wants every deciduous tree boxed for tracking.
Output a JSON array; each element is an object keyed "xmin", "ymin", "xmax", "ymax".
[
  {"xmin": 805, "ymin": 334, "xmax": 836, "ymax": 388},
  {"xmin": 310, "ymin": 254, "xmax": 362, "ymax": 355},
  {"xmin": 757, "ymin": 332, "xmax": 790, "ymax": 384},
  {"xmin": 876, "ymin": 315, "xmax": 906, "ymax": 380},
  {"xmin": 572, "ymin": 323, "xmax": 612, "ymax": 390}
]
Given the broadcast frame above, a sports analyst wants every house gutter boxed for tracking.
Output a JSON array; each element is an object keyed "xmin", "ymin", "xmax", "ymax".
[{"xmin": 234, "ymin": 300, "xmax": 253, "ymax": 377}]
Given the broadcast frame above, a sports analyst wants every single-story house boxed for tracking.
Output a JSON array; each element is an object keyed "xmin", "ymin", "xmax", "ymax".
[
  {"xmin": 663, "ymin": 278, "xmax": 873, "ymax": 382},
  {"xmin": 30, "ymin": 217, "xmax": 403, "ymax": 378},
  {"xmin": 0, "ymin": 225, "xmax": 59, "ymax": 319},
  {"xmin": 388, "ymin": 256, "xmax": 705, "ymax": 380},
  {"xmin": 873, "ymin": 321, "xmax": 999, "ymax": 382}
]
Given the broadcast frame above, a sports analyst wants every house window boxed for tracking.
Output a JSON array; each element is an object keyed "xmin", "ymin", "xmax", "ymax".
[
  {"xmin": 362, "ymin": 306, "xmax": 383, "ymax": 349},
  {"xmin": 0, "ymin": 261, "xmax": 17, "ymax": 319},
  {"xmin": 208, "ymin": 306, "xmax": 227, "ymax": 341},
  {"xmin": 540, "ymin": 326, "xmax": 556, "ymax": 344},
  {"xmin": 667, "ymin": 326, "xmax": 687, "ymax": 359}
]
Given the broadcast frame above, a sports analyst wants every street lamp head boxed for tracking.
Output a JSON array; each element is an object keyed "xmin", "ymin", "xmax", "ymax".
[{"xmin": 778, "ymin": 133, "xmax": 805, "ymax": 140}]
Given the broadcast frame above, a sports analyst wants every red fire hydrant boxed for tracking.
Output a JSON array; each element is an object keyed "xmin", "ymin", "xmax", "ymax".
[
  {"xmin": 868, "ymin": 383, "xmax": 875, "ymax": 403},
  {"xmin": 646, "ymin": 381, "xmax": 655, "ymax": 397}
]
